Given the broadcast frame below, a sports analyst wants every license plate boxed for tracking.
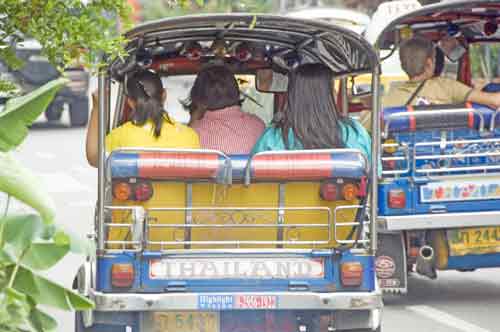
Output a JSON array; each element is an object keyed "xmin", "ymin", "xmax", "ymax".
[
  {"xmin": 448, "ymin": 227, "xmax": 500, "ymax": 256},
  {"xmin": 152, "ymin": 312, "xmax": 219, "ymax": 332}
]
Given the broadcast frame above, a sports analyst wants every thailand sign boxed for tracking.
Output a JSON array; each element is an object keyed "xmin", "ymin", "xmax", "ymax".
[{"xmin": 150, "ymin": 257, "xmax": 325, "ymax": 280}]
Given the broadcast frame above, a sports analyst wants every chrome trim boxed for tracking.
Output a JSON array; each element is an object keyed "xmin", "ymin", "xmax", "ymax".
[
  {"xmin": 334, "ymin": 205, "xmax": 369, "ymax": 245},
  {"xmin": 378, "ymin": 211, "xmax": 500, "ymax": 231},
  {"xmin": 381, "ymin": 142, "xmax": 410, "ymax": 176},
  {"xmin": 97, "ymin": 73, "xmax": 108, "ymax": 251},
  {"xmin": 490, "ymin": 108, "xmax": 500, "ymax": 131},
  {"xmin": 413, "ymin": 137, "xmax": 500, "ymax": 175},
  {"xmin": 90, "ymin": 290, "xmax": 383, "ymax": 312},
  {"xmin": 370, "ymin": 65, "xmax": 381, "ymax": 254}
]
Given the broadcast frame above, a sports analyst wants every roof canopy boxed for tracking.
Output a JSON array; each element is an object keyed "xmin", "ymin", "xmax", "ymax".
[
  {"xmin": 110, "ymin": 14, "xmax": 378, "ymax": 79},
  {"xmin": 376, "ymin": 0, "xmax": 500, "ymax": 49}
]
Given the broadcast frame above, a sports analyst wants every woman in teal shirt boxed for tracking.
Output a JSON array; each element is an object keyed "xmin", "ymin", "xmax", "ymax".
[{"xmin": 252, "ymin": 63, "xmax": 372, "ymax": 164}]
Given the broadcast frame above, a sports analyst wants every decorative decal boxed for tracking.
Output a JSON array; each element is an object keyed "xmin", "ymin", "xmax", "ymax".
[
  {"xmin": 375, "ymin": 255, "xmax": 396, "ymax": 279},
  {"xmin": 420, "ymin": 179, "xmax": 500, "ymax": 203}
]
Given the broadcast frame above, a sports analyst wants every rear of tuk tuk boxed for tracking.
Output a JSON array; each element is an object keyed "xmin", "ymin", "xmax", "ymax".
[
  {"xmin": 373, "ymin": 0, "xmax": 500, "ymax": 294},
  {"xmin": 75, "ymin": 14, "xmax": 382, "ymax": 332}
]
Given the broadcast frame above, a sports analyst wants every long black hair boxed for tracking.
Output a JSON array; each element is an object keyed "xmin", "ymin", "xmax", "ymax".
[
  {"xmin": 126, "ymin": 70, "xmax": 171, "ymax": 138},
  {"xmin": 278, "ymin": 63, "xmax": 352, "ymax": 149}
]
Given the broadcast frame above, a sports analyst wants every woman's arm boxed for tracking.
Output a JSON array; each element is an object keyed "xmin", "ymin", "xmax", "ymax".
[{"xmin": 85, "ymin": 93, "xmax": 99, "ymax": 167}]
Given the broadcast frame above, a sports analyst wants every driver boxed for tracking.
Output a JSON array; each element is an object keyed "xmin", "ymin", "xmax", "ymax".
[{"xmin": 384, "ymin": 36, "xmax": 500, "ymax": 108}]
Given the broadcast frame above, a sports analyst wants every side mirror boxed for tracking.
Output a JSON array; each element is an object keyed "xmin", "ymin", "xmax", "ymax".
[
  {"xmin": 255, "ymin": 69, "xmax": 288, "ymax": 93},
  {"xmin": 351, "ymin": 76, "xmax": 372, "ymax": 97}
]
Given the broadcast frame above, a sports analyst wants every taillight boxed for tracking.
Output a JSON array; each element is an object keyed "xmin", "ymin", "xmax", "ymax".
[
  {"xmin": 321, "ymin": 182, "xmax": 360, "ymax": 201},
  {"xmin": 342, "ymin": 183, "xmax": 359, "ymax": 201},
  {"xmin": 135, "ymin": 182, "xmax": 153, "ymax": 201},
  {"xmin": 111, "ymin": 263, "xmax": 134, "ymax": 288},
  {"xmin": 320, "ymin": 183, "xmax": 338, "ymax": 201},
  {"xmin": 113, "ymin": 182, "xmax": 132, "ymax": 201},
  {"xmin": 341, "ymin": 262, "xmax": 363, "ymax": 287},
  {"xmin": 388, "ymin": 189, "xmax": 406, "ymax": 209}
]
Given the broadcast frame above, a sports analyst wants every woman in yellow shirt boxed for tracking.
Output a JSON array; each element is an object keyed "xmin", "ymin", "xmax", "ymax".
[{"xmin": 86, "ymin": 70, "xmax": 200, "ymax": 167}]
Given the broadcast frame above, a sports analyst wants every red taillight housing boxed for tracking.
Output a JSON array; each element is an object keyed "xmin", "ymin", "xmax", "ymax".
[
  {"xmin": 320, "ymin": 183, "xmax": 338, "ymax": 201},
  {"xmin": 341, "ymin": 262, "xmax": 363, "ymax": 287},
  {"xmin": 388, "ymin": 189, "xmax": 406, "ymax": 209},
  {"xmin": 321, "ymin": 181, "xmax": 361, "ymax": 201},
  {"xmin": 135, "ymin": 182, "xmax": 153, "ymax": 201},
  {"xmin": 111, "ymin": 263, "xmax": 135, "ymax": 288},
  {"xmin": 342, "ymin": 183, "xmax": 359, "ymax": 201},
  {"xmin": 112, "ymin": 181, "xmax": 153, "ymax": 202}
]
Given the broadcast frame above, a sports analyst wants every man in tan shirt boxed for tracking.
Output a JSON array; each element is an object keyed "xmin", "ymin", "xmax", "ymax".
[
  {"xmin": 383, "ymin": 36, "xmax": 500, "ymax": 108},
  {"xmin": 360, "ymin": 36, "xmax": 500, "ymax": 130}
]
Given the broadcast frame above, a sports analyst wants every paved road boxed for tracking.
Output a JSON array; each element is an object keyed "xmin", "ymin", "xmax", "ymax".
[{"xmin": 10, "ymin": 123, "xmax": 500, "ymax": 332}]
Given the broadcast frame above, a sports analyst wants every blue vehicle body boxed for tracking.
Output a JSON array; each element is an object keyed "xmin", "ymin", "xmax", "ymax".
[{"xmin": 376, "ymin": 97, "xmax": 500, "ymax": 292}]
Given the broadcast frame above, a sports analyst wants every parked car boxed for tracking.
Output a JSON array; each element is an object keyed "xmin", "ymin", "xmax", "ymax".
[
  {"xmin": 75, "ymin": 14, "xmax": 383, "ymax": 332},
  {"xmin": 0, "ymin": 38, "xmax": 89, "ymax": 126}
]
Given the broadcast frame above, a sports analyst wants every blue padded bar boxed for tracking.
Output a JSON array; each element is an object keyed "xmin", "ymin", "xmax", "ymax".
[{"xmin": 109, "ymin": 152, "xmax": 139, "ymax": 178}]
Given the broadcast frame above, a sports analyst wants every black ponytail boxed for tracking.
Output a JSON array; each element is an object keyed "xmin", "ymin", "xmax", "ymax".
[{"xmin": 126, "ymin": 70, "xmax": 172, "ymax": 138}]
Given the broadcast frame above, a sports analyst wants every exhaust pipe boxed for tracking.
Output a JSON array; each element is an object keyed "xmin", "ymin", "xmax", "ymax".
[{"xmin": 415, "ymin": 245, "xmax": 437, "ymax": 279}]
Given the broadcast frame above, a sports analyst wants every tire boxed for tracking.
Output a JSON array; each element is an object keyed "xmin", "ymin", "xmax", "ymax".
[
  {"xmin": 75, "ymin": 312, "xmax": 126, "ymax": 332},
  {"xmin": 69, "ymin": 97, "xmax": 89, "ymax": 127},
  {"xmin": 45, "ymin": 101, "xmax": 64, "ymax": 121}
]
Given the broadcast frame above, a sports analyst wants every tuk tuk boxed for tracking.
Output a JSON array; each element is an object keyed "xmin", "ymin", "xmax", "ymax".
[
  {"xmin": 373, "ymin": 0, "xmax": 500, "ymax": 294},
  {"xmin": 76, "ymin": 14, "xmax": 382, "ymax": 332}
]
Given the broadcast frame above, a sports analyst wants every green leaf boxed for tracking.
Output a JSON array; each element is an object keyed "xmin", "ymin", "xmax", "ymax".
[
  {"xmin": 2, "ymin": 215, "xmax": 42, "ymax": 254},
  {"xmin": 12, "ymin": 265, "xmax": 94, "ymax": 311},
  {"xmin": 0, "ymin": 153, "xmax": 56, "ymax": 223},
  {"xmin": 29, "ymin": 307, "xmax": 57, "ymax": 332},
  {"xmin": 0, "ymin": 78, "xmax": 68, "ymax": 151},
  {"xmin": 21, "ymin": 242, "xmax": 69, "ymax": 271}
]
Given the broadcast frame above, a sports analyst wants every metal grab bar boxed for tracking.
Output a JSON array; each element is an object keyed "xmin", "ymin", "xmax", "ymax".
[
  {"xmin": 106, "ymin": 147, "xmax": 233, "ymax": 184},
  {"xmin": 383, "ymin": 108, "xmax": 486, "ymax": 139},
  {"xmin": 333, "ymin": 205, "xmax": 369, "ymax": 245},
  {"xmin": 381, "ymin": 142, "xmax": 410, "ymax": 176},
  {"xmin": 103, "ymin": 206, "xmax": 146, "ymax": 252},
  {"xmin": 102, "ymin": 205, "xmax": 367, "ymax": 251},
  {"xmin": 490, "ymin": 108, "xmax": 500, "ymax": 131},
  {"xmin": 413, "ymin": 138, "xmax": 500, "ymax": 175}
]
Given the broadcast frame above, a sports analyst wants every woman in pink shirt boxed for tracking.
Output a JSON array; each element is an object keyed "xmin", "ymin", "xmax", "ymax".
[{"xmin": 184, "ymin": 65, "xmax": 265, "ymax": 155}]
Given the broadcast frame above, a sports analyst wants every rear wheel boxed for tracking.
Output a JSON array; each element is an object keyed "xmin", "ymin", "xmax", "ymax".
[
  {"xmin": 69, "ymin": 97, "xmax": 89, "ymax": 127},
  {"xmin": 75, "ymin": 312, "xmax": 126, "ymax": 332}
]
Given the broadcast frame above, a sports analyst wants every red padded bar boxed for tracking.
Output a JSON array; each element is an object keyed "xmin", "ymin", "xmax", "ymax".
[
  {"xmin": 252, "ymin": 153, "xmax": 332, "ymax": 180},
  {"xmin": 137, "ymin": 152, "xmax": 220, "ymax": 179}
]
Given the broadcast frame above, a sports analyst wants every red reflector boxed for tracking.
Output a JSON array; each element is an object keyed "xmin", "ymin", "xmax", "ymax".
[
  {"xmin": 135, "ymin": 182, "xmax": 153, "ymax": 201},
  {"xmin": 111, "ymin": 264, "xmax": 134, "ymax": 288},
  {"xmin": 388, "ymin": 189, "xmax": 406, "ymax": 209},
  {"xmin": 252, "ymin": 153, "xmax": 332, "ymax": 180},
  {"xmin": 320, "ymin": 183, "xmax": 338, "ymax": 201},
  {"xmin": 112, "ymin": 182, "xmax": 132, "ymax": 201},
  {"xmin": 342, "ymin": 183, "xmax": 359, "ymax": 201},
  {"xmin": 341, "ymin": 262, "xmax": 363, "ymax": 287}
]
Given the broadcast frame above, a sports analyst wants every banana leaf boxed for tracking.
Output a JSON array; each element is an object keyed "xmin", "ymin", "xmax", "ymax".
[
  {"xmin": 0, "ymin": 153, "xmax": 55, "ymax": 224},
  {"xmin": 0, "ymin": 78, "xmax": 68, "ymax": 152}
]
